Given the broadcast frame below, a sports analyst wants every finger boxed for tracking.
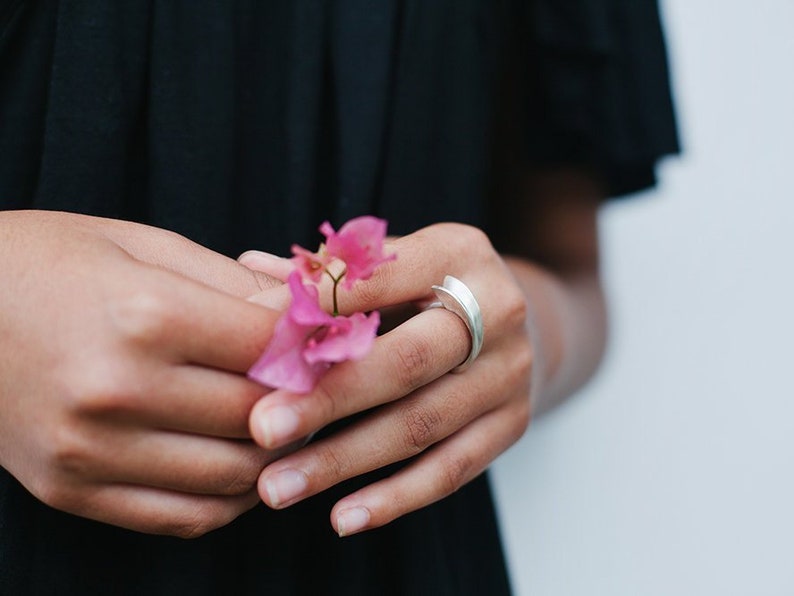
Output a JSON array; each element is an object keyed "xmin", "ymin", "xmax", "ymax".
[
  {"xmin": 73, "ymin": 426, "xmax": 279, "ymax": 496},
  {"xmin": 249, "ymin": 307, "xmax": 471, "ymax": 450},
  {"xmin": 156, "ymin": 365, "xmax": 267, "ymax": 437},
  {"xmin": 116, "ymin": 263, "xmax": 281, "ymax": 372},
  {"xmin": 238, "ymin": 250, "xmax": 295, "ymax": 282},
  {"xmin": 98, "ymin": 217, "xmax": 284, "ymax": 297},
  {"xmin": 330, "ymin": 399, "xmax": 529, "ymax": 536},
  {"xmin": 238, "ymin": 252, "xmax": 304, "ymax": 310},
  {"xmin": 254, "ymin": 347, "xmax": 517, "ymax": 509},
  {"xmin": 378, "ymin": 302, "xmax": 423, "ymax": 334},
  {"xmin": 245, "ymin": 284, "xmax": 292, "ymax": 310},
  {"xmin": 70, "ymin": 484, "xmax": 261, "ymax": 538},
  {"xmin": 94, "ymin": 364, "xmax": 268, "ymax": 438},
  {"xmin": 321, "ymin": 223, "xmax": 499, "ymax": 314}
]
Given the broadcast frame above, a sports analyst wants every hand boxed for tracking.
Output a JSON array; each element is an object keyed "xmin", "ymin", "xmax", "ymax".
[
  {"xmin": 241, "ymin": 223, "xmax": 533, "ymax": 536},
  {"xmin": 0, "ymin": 210, "xmax": 288, "ymax": 537}
]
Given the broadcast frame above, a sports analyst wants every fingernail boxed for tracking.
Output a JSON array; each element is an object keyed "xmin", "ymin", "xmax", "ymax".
[
  {"xmin": 238, "ymin": 250, "xmax": 285, "ymax": 266},
  {"xmin": 336, "ymin": 507, "xmax": 371, "ymax": 537},
  {"xmin": 260, "ymin": 406, "xmax": 300, "ymax": 448},
  {"xmin": 263, "ymin": 469, "xmax": 308, "ymax": 508}
]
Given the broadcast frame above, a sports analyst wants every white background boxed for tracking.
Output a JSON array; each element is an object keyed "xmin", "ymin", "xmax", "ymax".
[{"xmin": 491, "ymin": 1, "xmax": 794, "ymax": 594}]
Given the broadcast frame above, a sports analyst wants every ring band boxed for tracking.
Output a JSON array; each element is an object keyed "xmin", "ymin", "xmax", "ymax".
[{"xmin": 430, "ymin": 275, "xmax": 484, "ymax": 372}]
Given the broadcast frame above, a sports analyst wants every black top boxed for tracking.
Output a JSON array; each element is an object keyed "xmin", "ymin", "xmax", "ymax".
[{"xmin": 0, "ymin": 1, "xmax": 678, "ymax": 594}]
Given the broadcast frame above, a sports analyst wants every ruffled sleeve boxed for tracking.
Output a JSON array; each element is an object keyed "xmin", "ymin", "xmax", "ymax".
[{"xmin": 522, "ymin": 0, "xmax": 679, "ymax": 197}]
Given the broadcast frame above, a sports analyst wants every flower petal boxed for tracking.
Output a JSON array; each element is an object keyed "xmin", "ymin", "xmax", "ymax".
[
  {"xmin": 248, "ymin": 314, "xmax": 326, "ymax": 394},
  {"xmin": 320, "ymin": 216, "xmax": 395, "ymax": 288},
  {"xmin": 303, "ymin": 311, "xmax": 380, "ymax": 364},
  {"xmin": 286, "ymin": 271, "xmax": 335, "ymax": 327},
  {"xmin": 290, "ymin": 244, "xmax": 331, "ymax": 284}
]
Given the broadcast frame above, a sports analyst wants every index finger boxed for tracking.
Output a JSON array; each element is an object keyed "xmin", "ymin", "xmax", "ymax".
[
  {"xmin": 324, "ymin": 223, "xmax": 498, "ymax": 315},
  {"xmin": 112, "ymin": 262, "xmax": 282, "ymax": 373}
]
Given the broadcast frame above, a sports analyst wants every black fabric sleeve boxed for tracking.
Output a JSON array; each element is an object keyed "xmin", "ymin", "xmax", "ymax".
[{"xmin": 522, "ymin": 0, "xmax": 680, "ymax": 197}]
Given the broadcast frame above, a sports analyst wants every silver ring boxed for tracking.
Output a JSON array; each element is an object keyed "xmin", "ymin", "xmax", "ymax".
[{"xmin": 429, "ymin": 275, "xmax": 484, "ymax": 372}]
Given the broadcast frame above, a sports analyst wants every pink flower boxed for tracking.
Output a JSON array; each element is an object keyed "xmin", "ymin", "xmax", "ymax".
[
  {"xmin": 303, "ymin": 311, "xmax": 380, "ymax": 365},
  {"xmin": 248, "ymin": 271, "xmax": 380, "ymax": 393},
  {"xmin": 248, "ymin": 216, "xmax": 392, "ymax": 392},
  {"xmin": 290, "ymin": 243, "xmax": 332, "ymax": 284},
  {"xmin": 319, "ymin": 216, "xmax": 396, "ymax": 289}
]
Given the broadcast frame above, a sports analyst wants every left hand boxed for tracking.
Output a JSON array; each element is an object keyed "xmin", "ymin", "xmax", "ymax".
[{"xmin": 241, "ymin": 222, "xmax": 533, "ymax": 536}]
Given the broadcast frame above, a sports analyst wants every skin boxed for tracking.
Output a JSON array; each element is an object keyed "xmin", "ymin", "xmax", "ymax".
[
  {"xmin": 0, "ymin": 167, "xmax": 604, "ymax": 538},
  {"xmin": 0, "ymin": 210, "xmax": 289, "ymax": 537},
  {"xmin": 242, "ymin": 168, "xmax": 607, "ymax": 536}
]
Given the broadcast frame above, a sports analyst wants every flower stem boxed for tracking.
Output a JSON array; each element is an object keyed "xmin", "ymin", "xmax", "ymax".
[{"xmin": 325, "ymin": 268, "xmax": 346, "ymax": 316}]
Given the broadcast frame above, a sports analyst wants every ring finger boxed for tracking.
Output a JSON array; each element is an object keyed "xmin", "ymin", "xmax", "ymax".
[
  {"xmin": 249, "ymin": 306, "xmax": 472, "ymax": 451},
  {"xmin": 255, "ymin": 348, "xmax": 512, "ymax": 509}
]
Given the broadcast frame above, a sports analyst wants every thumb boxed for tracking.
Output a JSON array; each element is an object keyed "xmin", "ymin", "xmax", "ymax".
[{"xmin": 237, "ymin": 250, "xmax": 295, "ymax": 282}]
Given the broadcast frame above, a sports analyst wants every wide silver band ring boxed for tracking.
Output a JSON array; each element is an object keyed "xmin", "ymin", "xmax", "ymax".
[{"xmin": 429, "ymin": 275, "xmax": 484, "ymax": 372}]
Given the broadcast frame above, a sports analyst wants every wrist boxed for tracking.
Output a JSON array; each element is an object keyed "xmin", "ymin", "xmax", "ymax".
[{"xmin": 504, "ymin": 255, "xmax": 607, "ymax": 417}]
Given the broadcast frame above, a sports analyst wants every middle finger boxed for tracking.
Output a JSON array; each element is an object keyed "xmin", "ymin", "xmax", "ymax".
[
  {"xmin": 256, "ymin": 347, "xmax": 509, "ymax": 509},
  {"xmin": 249, "ymin": 306, "xmax": 471, "ymax": 450}
]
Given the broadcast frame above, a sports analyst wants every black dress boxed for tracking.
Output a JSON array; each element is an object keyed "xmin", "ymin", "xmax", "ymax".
[{"xmin": 0, "ymin": 1, "xmax": 678, "ymax": 594}]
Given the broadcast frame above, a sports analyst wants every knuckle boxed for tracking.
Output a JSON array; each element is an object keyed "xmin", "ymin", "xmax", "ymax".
[
  {"xmin": 392, "ymin": 334, "xmax": 434, "ymax": 391},
  {"xmin": 219, "ymin": 450, "xmax": 264, "ymax": 496},
  {"xmin": 109, "ymin": 288, "xmax": 175, "ymax": 345},
  {"xmin": 433, "ymin": 223, "xmax": 493, "ymax": 260},
  {"xmin": 30, "ymin": 420, "xmax": 97, "ymax": 512},
  {"xmin": 176, "ymin": 524, "xmax": 209, "ymax": 540},
  {"xmin": 401, "ymin": 403, "xmax": 443, "ymax": 454},
  {"xmin": 33, "ymin": 474, "xmax": 79, "ymax": 513},
  {"xmin": 438, "ymin": 452, "xmax": 475, "ymax": 496},
  {"xmin": 505, "ymin": 287, "xmax": 528, "ymax": 329},
  {"xmin": 313, "ymin": 442, "xmax": 350, "ymax": 479},
  {"xmin": 48, "ymin": 422, "xmax": 94, "ymax": 479},
  {"xmin": 250, "ymin": 269, "xmax": 282, "ymax": 293},
  {"xmin": 312, "ymin": 381, "xmax": 340, "ymax": 422},
  {"xmin": 170, "ymin": 505, "xmax": 222, "ymax": 539},
  {"xmin": 61, "ymin": 361, "xmax": 140, "ymax": 416},
  {"xmin": 510, "ymin": 340, "xmax": 534, "ymax": 388},
  {"xmin": 457, "ymin": 223, "xmax": 491, "ymax": 250},
  {"xmin": 350, "ymin": 269, "xmax": 392, "ymax": 310}
]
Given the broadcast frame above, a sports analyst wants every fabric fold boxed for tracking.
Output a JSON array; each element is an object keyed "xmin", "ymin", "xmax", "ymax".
[
  {"xmin": 329, "ymin": 0, "xmax": 399, "ymax": 222},
  {"xmin": 525, "ymin": 0, "xmax": 680, "ymax": 196}
]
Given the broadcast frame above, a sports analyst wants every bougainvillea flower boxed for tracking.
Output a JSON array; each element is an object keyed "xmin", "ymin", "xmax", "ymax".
[
  {"xmin": 248, "ymin": 271, "xmax": 380, "ymax": 393},
  {"xmin": 291, "ymin": 243, "xmax": 332, "ymax": 284},
  {"xmin": 319, "ymin": 216, "xmax": 396, "ymax": 289},
  {"xmin": 303, "ymin": 311, "xmax": 380, "ymax": 365}
]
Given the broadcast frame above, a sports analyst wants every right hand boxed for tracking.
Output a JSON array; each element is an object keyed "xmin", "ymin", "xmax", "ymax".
[{"xmin": 0, "ymin": 210, "xmax": 286, "ymax": 537}]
